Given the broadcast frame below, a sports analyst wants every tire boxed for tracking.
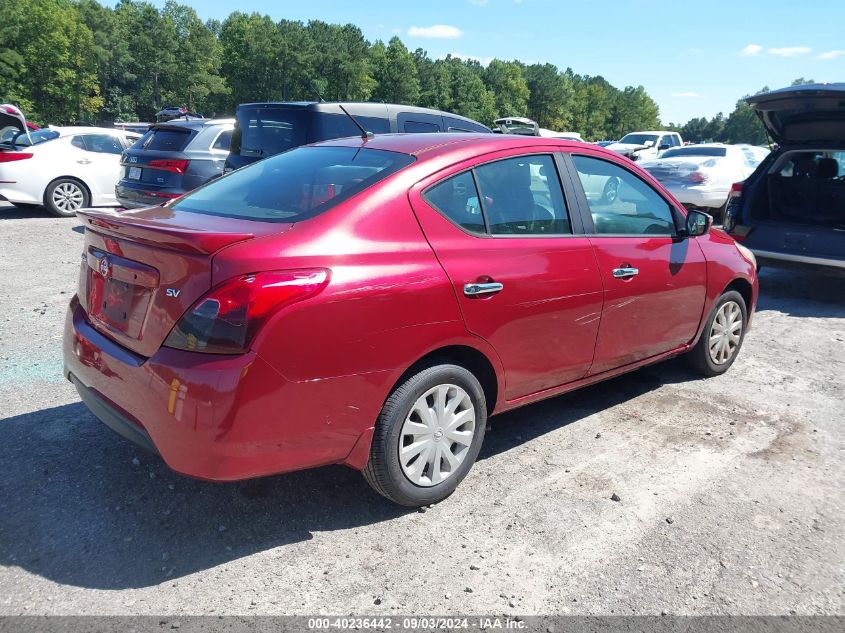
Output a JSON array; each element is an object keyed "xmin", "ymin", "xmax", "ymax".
[
  {"xmin": 363, "ymin": 363, "xmax": 487, "ymax": 507},
  {"xmin": 602, "ymin": 177, "xmax": 620, "ymax": 203},
  {"xmin": 712, "ymin": 202, "xmax": 728, "ymax": 224},
  {"xmin": 686, "ymin": 290, "xmax": 747, "ymax": 377},
  {"xmin": 44, "ymin": 178, "xmax": 89, "ymax": 217}
]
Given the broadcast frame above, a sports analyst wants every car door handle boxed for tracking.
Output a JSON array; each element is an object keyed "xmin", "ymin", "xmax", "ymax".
[
  {"xmin": 463, "ymin": 282, "xmax": 504, "ymax": 296},
  {"xmin": 77, "ymin": 159, "xmax": 92, "ymax": 165},
  {"xmin": 612, "ymin": 267, "xmax": 639, "ymax": 279}
]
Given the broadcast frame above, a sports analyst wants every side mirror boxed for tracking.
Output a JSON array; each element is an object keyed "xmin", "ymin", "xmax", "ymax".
[
  {"xmin": 658, "ymin": 143, "xmax": 671, "ymax": 151},
  {"xmin": 685, "ymin": 209, "xmax": 712, "ymax": 237}
]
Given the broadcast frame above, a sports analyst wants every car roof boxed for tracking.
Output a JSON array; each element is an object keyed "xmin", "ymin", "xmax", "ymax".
[
  {"xmin": 313, "ymin": 132, "xmax": 589, "ymax": 159},
  {"xmin": 622, "ymin": 130, "xmax": 676, "ymax": 136},
  {"xmin": 156, "ymin": 118, "xmax": 234, "ymax": 129},
  {"xmin": 235, "ymin": 101, "xmax": 487, "ymax": 126},
  {"xmin": 47, "ymin": 126, "xmax": 130, "ymax": 136}
]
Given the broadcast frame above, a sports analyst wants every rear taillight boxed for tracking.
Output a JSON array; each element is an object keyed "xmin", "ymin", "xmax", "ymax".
[
  {"xmin": 0, "ymin": 152, "xmax": 33, "ymax": 163},
  {"xmin": 728, "ymin": 182, "xmax": 743, "ymax": 200},
  {"xmin": 148, "ymin": 159, "xmax": 190, "ymax": 174},
  {"xmin": 164, "ymin": 269, "xmax": 330, "ymax": 354},
  {"xmin": 688, "ymin": 171, "xmax": 707, "ymax": 184}
]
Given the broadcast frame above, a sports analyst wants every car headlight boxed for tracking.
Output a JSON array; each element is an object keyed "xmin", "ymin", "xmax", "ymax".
[{"xmin": 735, "ymin": 242, "xmax": 757, "ymax": 270}]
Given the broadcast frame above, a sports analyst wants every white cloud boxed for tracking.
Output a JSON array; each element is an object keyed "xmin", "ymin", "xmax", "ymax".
[
  {"xmin": 740, "ymin": 44, "xmax": 763, "ymax": 57},
  {"xmin": 767, "ymin": 46, "xmax": 811, "ymax": 57},
  {"xmin": 407, "ymin": 24, "xmax": 463, "ymax": 39},
  {"xmin": 817, "ymin": 49, "xmax": 845, "ymax": 60},
  {"xmin": 671, "ymin": 92, "xmax": 701, "ymax": 98}
]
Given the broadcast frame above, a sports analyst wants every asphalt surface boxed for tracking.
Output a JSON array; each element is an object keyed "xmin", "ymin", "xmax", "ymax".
[{"xmin": 0, "ymin": 202, "xmax": 842, "ymax": 616}]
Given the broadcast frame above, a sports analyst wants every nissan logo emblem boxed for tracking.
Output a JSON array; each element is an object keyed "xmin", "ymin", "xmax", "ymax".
[{"xmin": 99, "ymin": 257, "xmax": 111, "ymax": 278}]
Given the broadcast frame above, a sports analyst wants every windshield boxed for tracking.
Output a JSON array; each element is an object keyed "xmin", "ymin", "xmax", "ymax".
[
  {"xmin": 171, "ymin": 146, "xmax": 415, "ymax": 222},
  {"xmin": 661, "ymin": 146, "xmax": 727, "ymax": 158},
  {"xmin": 0, "ymin": 128, "xmax": 59, "ymax": 147},
  {"xmin": 233, "ymin": 107, "xmax": 309, "ymax": 158},
  {"xmin": 619, "ymin": 133, "xmax": 659, "ymax": 146}
]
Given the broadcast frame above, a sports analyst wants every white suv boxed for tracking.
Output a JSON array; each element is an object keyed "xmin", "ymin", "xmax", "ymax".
[{"xmin": 607, "ymin": 131, "xmax": 683, "ymax": 161}]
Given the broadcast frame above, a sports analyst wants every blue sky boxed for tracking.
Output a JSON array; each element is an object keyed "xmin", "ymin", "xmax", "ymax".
[{"xmin": 112, "ymin": 0, "xmax": 845, "ymax": 124}]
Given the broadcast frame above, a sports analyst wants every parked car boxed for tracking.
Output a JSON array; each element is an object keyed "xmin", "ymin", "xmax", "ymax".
[
  {"xmin": 115, "ymin": 118, "xmax": 234, "ymax": 209},
  {"xmin": 0, "ymin": 112, "xmax": 140, "ymax": 217},
  {"xmin": 638, "ymin": 143, "xmax": 769, "ymax": 221},
  {"xmin": 64, "ymin": 134, "xmax": 757, "ymax": 507},
  {"xmin": 606, "ymin": 131, "xmax": 683, "ymax": 161},
  {"xmin": 493, "ymin": 116, "xmax": 583, "ymax": 141},
  {"xmin": 724, "ymin": 83, "xmax": 845, "ymax": 273},
  {"xmin": 225, "ymin": 102, "xmax": 491, "ymax": 171}
]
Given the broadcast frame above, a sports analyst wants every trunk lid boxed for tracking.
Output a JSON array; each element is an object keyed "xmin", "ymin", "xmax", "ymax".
[
  {"xmin": 0, "ymin": 104, "xmax": 30, "ymax": 148},
  {"xmin": 747, "ymin": 83, "xmax": 845, "ymax": 145},
  {"xmin": 76, "ymin": 206, "xmax": 291, "ymax": 357}
]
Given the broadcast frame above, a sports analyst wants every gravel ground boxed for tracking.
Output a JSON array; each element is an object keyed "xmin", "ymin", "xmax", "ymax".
[{"xmin": 0, "ymin": 202, "xmax": 843, "ymax": 616}]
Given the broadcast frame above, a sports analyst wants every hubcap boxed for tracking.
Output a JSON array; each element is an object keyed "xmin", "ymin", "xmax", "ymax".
[
  {"xmin": 398, "ymin": 384, "xmax": 476, "ymax": 487},
  {"xmin": 708, "ymin": 300, "xmax": 743, "ymax": 365},
  {"xmin": 604, "ymin": 178, "xmax": 619, "ymax": 202},
  {"xmin": 52, "ymin": 182, "xmax": 84, "ymax": 212}
]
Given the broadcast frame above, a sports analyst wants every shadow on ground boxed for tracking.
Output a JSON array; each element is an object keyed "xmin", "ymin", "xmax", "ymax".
[
  {"xmin": 0, "ymin": 360, "xmax": 692, "ymax": 591},
  {"xmin": 756, "ymin": 266, "xmax": 845, "ymax": 318}
]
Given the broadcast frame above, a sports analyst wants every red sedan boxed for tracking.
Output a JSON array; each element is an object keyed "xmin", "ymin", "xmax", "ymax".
[{"xmin": 63, "ymin": 134, "xmax": 758, "ymax": 506}]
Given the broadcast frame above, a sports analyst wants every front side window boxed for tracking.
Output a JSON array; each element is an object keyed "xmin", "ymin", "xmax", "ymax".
[
  {"xmin": 171, "ymin": 146, "xmax": 414, "ymax": 222},
  {"xmin": 573, "ymin": 155, "xmax": 677, "ymax": 236},
  {"xmin": 423, "ymin": 154, "xmax": 572, "ymax": 236}
]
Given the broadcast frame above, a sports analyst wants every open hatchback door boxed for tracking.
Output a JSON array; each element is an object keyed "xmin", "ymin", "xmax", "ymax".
[{"xmin": 747, "ymin": 83, "xmax": 845, "ymax": 145}]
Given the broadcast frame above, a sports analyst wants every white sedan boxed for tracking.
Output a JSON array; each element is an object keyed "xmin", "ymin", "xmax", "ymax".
[
  {"xmin": 0, "ymin": 116, "xmax": 140, "ymax": 217},
  {"xmin": 638, "ymin": 143, "xmax": 770, "ymax": 220}
]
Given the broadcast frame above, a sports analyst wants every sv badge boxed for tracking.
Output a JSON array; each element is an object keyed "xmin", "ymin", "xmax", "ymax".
[{"xmin": 165, "ymin": 288, "xmax": 181, "ymax": 298}]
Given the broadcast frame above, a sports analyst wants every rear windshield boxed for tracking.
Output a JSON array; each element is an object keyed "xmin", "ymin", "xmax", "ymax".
[
  {"xmin": 233, "ymin": 107, "xmax": 308, "ymax": 158},
  {"xmin": 619, "ymin": 133, "xmax": 659, "ymax": 145},
  {"xmin": 135, "ymin": 127, "xmax": 194, "ymax": 151},
  {"xmin": 171, "ymin": 146, "xmax": 415, "ymax": 222},
  {"xmin": 662, "ymin": 146, "xmax": 728, "ymax": 158},
  {"xmin": 1, "ymin": 128, "xmax": 60, "ymax": 147}
]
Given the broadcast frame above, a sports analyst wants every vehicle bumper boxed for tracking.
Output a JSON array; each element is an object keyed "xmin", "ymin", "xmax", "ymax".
[
  {"xmin": 752, "ymin": 249, "xmax": 845, "ymax": 272},
  {"xmin": 0, "ymin": 184, "xmax": 40, "ymax": 204},
  {"xmin": 116, "ymin": 182, "xmax": 184, "ymax": 209},
  {"xmin": 665, "ymin": 186, "xmax": 727, "ymax": 210},
  {"xmin": 63, "ymin": 298, "xmax": 375, "ymax": 480}
]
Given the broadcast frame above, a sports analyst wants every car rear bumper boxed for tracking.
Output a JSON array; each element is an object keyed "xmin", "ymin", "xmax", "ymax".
[
  {"xmin": 665, "ymin": 185, "xmax": 727, "ymax": 210},
  {"xmin": 753, "ymin": 249, "xmax": 845, "ymax": 270},
  {"xmin": 63, "ymin": 298, "xmax": 375, "ymax": 480},
  {"xmin": 115, "ymin": 182, "xmax": 184, "ymax": 209}
]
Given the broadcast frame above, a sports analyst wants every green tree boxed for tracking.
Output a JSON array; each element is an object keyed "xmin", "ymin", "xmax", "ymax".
[
  {"xmin": 483, "ymin": 60, "xmax": 529, "ymax": 117},
  {"xmin": 219, "ymin": 12, "xmax": 283, "ymax": 105},
  {"xmin": 371, "ymin": 37, "xmax": 420, "ymax": 105},
  {"xmin": 523, "ymin": 63, "xmax": 572, "ymax": 131}
]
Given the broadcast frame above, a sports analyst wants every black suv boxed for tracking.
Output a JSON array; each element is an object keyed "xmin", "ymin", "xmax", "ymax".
[
  {"xmin": 724, "ymin": 84, "xmax": 845, "ymax": 273},
  {"xmin": 225, "ymin": 102, "xmax": 491, "ymax": 171}
]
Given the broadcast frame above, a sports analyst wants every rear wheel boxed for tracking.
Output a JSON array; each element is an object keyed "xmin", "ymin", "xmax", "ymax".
[
  {"xmin": 686, "ymin": 290, "xmax": 747, "ymax": 376},
  {"xmin": 602, "ymin": 177, "xmax": 620, "ymax": 203},
  {"xmin": 44, "ymin": 178, "xmax": 89, "ymax": 217},
  {"xmin": 363, "ymin": 363, "xmax": 487, "ymax": 506}
]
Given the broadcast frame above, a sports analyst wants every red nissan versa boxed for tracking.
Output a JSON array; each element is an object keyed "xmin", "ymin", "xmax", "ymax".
[{"xmin": 63, "ymin": 134, "xmax": 758, "ymax": 507}]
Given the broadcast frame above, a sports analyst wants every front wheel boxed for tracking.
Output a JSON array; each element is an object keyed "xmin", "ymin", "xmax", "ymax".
[
  {"xmin": 45, "ymin": 178, "xmax": 89, "ymax": 217},
  {"xmin": 363, "ymin": 364, "xmax": 487, "ymax": 506},
  {"xmin": 686, "ymin": 290, "xmax": 747, "ymax": 376},
  {"xmin": 602, "ymin": 177, "xmax": 620, "ymax": 203}
]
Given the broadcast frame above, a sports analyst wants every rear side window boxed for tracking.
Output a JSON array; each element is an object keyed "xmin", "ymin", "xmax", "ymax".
[
  {"xmin": 81, "ymin": 134, "xmax": 123, "ymax": 154},
  {"xmin": 138, "ymin": 128, "xmax": 193, "ymax": 151},
  {"xmin": 662, "ymin": 147, "xmax": 727, "ymax": 158},
  {"xmin": 423, "ymin": 154, "xmax": 572, "ymax": 236},
  {"xmin": 424, "ymin": 171, "xmax": 485, "ymax": 234},
  {"xmin": 211, "ymin": 129, "xmax": 232, "ymax": 151},
  {"xmin": 233, "ymin": 107, "xmax": 308, "ymax": 158},
  {"xmin": 171, "ymin": 147, "xmax": 415, "ymax": 222},
  {"xmin": 403, "ymin": 121, "xmax": 440, "ymax": 133}
]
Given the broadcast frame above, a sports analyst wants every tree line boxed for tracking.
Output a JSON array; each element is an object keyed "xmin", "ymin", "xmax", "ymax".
[{"xmin": 1, "ymin": 0, "xmax": 775, "ymax": 144}]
